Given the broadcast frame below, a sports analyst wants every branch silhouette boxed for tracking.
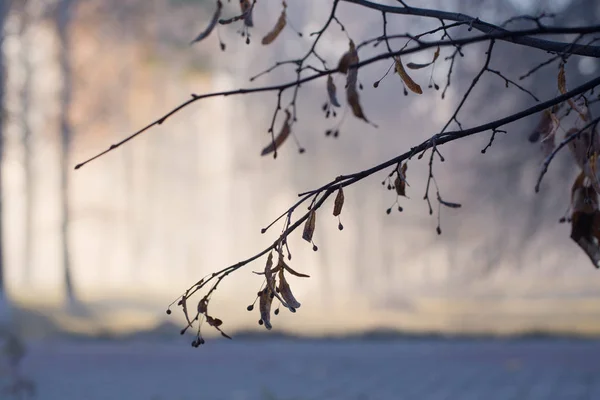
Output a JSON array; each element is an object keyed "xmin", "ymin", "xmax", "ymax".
[{"xmin": 74, "ymin": 0, "xmax": 600, "ymax": 346}]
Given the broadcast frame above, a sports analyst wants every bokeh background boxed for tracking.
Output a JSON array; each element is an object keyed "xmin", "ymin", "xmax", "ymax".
[{"xmin": 0, "ymin": 0, "xmax": 599, "ymax": 398}]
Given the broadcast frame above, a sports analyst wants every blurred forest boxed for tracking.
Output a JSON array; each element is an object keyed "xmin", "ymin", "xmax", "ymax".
[{"xmin": 0, "ymin": 0, "xmax": 598, "ymax": 338}]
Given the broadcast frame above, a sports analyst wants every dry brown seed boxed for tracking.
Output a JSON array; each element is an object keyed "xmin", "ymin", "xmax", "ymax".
[
  {"xmin": 262, "ymin": 2, "xmax": 287, "ymax": 45},
  {"xmin": 395, "ymin": 57, "xmax": 423, "ymax": 94},
  {"xmin": 302, "ymin": 210, "xmax": 316, "ymax": 243},
  {"xmin": 333, "ymin": 187, "xmax": 344, "ymax": 216},
  {"xmin": 278, "ymin": 269, "xmax": 301, "ymax": 309},
  {"xmin": 261, "ymin": 110, "xmax": 291, "ymax": 156}
]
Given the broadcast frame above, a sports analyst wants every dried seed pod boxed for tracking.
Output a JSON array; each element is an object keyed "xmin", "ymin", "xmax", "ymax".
[
  {"xmin": 262, "ymin": 2, "xmax": 287, "ymax": 45},
  {"xmin": 190, "ymin": 0, "xmax": 223, "ymax": 44},
  {"xmin": 278, "ymin": 269, "xmax": 301, "ymax": 309},
  {"xmin": 395, "ymin": 57, "xmax": 423, "ymax": 94},
  {"xmin": 302, "ymin": 210, "xmax": 316, "ymax": 243},
  {"xmin": 406, "ymin": 46, "xmax": 440, "ymax": 70},
  {"xmin": 333, "ymin": 187, "xmax": 344, "ymax": 216},
  {"xmin": 327, "ymin": 76, "xmax": 341, "ymax": 107},
  {"xmin": 259, "ymin": 288, "xmax": 273, "ymax": 330},
  {"xmin": 261, "ymin": 110, "xmax": 291, "ymax": 156}
]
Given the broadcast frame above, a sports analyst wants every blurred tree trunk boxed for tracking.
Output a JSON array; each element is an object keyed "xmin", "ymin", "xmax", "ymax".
[
  {"xmin": 19, "ymin": 8, "xmax": 34, "ymax": 286},
  {"xmin": 0, "ymin": 0, "xmax": 7, "ymax": 308},
  {"xmin": 56, "ymin": 0, "xmax": 76, "ymax": 305}
]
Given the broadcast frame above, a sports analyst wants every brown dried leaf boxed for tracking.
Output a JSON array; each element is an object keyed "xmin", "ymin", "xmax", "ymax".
[
  {"xmin": 262, "ymin": 2, "xmax": 286, "ymax": 45},
  {"xmin": 338, "ymin": 40, "xmax": 357, "ymax": 74},
  {"xmin": 264, "ymin": 253, "xmax": 276, "ymax": 292},
  {"xmin": 261, "ymin": 110, "xmax": 291, "ymax": 156},
  {"xmin": 528, "ymin": 109, "xmax": 553, "ymax": 143},
  {"xmin": 278, "ymin": 269, "xmax": 301, "ymax": 309},
  {"xmin": 333, "ymin": 187, "xmax": 344, "ymax": 216},
  {"xmin": 259, "ymin": 288, "xmax": 273, "ymax": 329},
  {"xmin": 395, "ymin": 163, "xmax": 408, "ymax": 197},
  {"xmin": 206, "ymin": 316, "xmax": 223, "ymax": 327},
  {"xmin": 302, "ymin": 210, "xmax": 316, "ymax": 243},
  {"xmin": 327, "ymin": 76, "xmax": 341, "ymax": 107},
  {"xmin": 281, "ymin": 262, "xmax": 310, "ymax": 278},
  {"xmin": 180, "ymin": 294, "xmax": 195, "ymax": 333},
  {"xmin": 395, "ymin": 57, "xmax": 422, "ymax": 94},
  {"xmin": 346, "ymin": 66, "xmax": 372, "ymax": 123},
  {"xmin": 558, "ymin": 64, "xmax": 587, "ymax": 120},
  {"xmin": 558, "ymin": 64, "xmax": 567, "ymax": 94},
  {"xmin": 568, "ymin": 125, "xmax": 600, "ymax": 195},
  {"xmin": 571, "ymin": 172, "xmax": 600, "ymax": 268},
  {"xmin": 347, "ymin": 83, "xmax": 369, "ymax": 122},
  {"xmin": 406, "ymin": 46, "xmax": 440, "ymax": 70},
  {"xmin": 540, "ymin": 113, "xmax": 560, "ymax": 157},
  {"xmin": 190, "ymin": 0, "xmax": 222, "ymax": 44}
]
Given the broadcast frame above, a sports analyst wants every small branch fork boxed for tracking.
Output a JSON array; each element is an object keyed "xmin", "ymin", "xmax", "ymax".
[{"xmin": 73, "ymin": 0, "xmax": 600, "ymax": 342}]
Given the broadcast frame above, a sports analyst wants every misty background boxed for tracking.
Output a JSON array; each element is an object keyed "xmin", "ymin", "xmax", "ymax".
[{"xmin": 0, "ymin": 0, "xmax": 599, "ymax": 342}]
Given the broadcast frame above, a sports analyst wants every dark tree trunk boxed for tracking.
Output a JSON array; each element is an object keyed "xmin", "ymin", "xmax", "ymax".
[{"xmin": 0, "ymin": 0, "xmax": 8, "ymax": 302}]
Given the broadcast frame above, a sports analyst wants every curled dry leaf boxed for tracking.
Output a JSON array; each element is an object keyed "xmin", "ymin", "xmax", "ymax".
[
  {"xmin": 240, "ymin": 0, "xmax": 254, "ymax": 27},
  {"xmin": 277, "ymin": 254, "xmax": 310, "ymax": 278},
  {"xmin": 528, "ymin": 109, "xmax": 553, "ymax": 143},
  {"xmin": 190, "ymin": 0, "xmax": 222, "ymax": 44},
  {"xmin": 558, "ymin": 64, "xmax": 587, "ymax": 120},
  {"xmin": 327, "ymin": 76, "xmax": 341, "ymax": 107},
  {"xmin": 333, "ymin": 187, "xmax": 344, "ymax": 216},
  {"xmin": 282, "ymin": 262, "xmax": 310, "ymax": 278},
  {"xmin": 261, "ymin": 110, "xmax": 291, "ymax": 156},
  {"xmin": 540, "ymin": 113, "xmax": 560, "ymax": 157},
  {"xmin": 338, "ymin": 40, "xmax": 357, "ymax": 74},
  {"xmin": 338, "ymin": 40, "xmax": 372, "ymax": 123},
  {"xmin": 264, "ymin": 252, "xmax": 276, "ymax": 292},
  {"xmin": 180, "ymin": 294, "xmax": 195, "ymax": 333},
  {"xmin": 259, "ymin": 288, "xmax": 273, "ymax": 329},
  {"xmin": 395, "ymin": 163, "xmax": 408, "ymax": 197},
  {"xmin": 278, "ymin": 269, "xmax": 301, "ymax": 309},
  {"xmin": 346, "ymin": 58, "xmax": 372, "ymax": 123},
  {"xmin": 206, "ymin": 316, "xmax": 223, "ymax": 327},
  {"xmin": 406, "ymin": 46, "xmax": 440, "ymax": 70},
  {"xmin": 558, "ymin": 63, "xmax": 567, "ymax": 94},
  {"xmin": 570, "ymin": 172, "xmax": 600, "ymax": 268},
  {"xmin": 347, "ymin": 83, "xmax": 369, "ymax": 122},
  {"xmin": 302, "ymin": 210, "xmax": 316, "ymax": 243},
  {"xmin": 567, "ymin": 125, "xmax": 600, "ymax": 195},
  {"xmin": 262, "ymin": 2, "xmax": 286, "ymax": 45},
  {"xmin": 395, "ymin": 57, "xmax": 422, "ymax": 94}
]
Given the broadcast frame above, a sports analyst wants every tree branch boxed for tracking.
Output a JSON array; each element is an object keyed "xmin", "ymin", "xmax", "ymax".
[{"xmin": 342, "ymin": 0, "xmax": 600, "ymax": 57}]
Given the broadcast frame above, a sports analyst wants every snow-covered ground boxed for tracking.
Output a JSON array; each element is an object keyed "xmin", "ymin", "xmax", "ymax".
[{"xmin": 17, "ymin": 338, "xmax": 600, "ymax": 400}]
